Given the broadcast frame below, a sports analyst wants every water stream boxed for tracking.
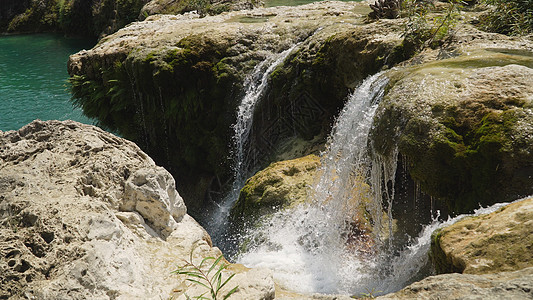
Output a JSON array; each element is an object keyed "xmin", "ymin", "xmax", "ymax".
[
  {"xmin": 205, "ymin": 43, "xmax": 301, "ymax": 245},
  {"xmin": 236, "ymin": 72, "xmax": 395, "ymax": 294}
]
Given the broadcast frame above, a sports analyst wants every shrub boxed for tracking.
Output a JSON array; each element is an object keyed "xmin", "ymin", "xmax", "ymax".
[
  {"xmin": 401, "ymin": 0, "xmax": 461, "ymax": 50},
  {"xmin": 479, "ymin": 0, "xmax": 533, "ymax": 35}
]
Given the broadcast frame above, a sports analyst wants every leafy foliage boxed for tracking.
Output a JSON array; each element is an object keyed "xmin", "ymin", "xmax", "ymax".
[
  {"xmin": 479, "ymin": 0, "xmax": 533, "ymax": 35},
  {"xmin": 172, "ymin": 254, "xmax": 238, "ymax": 300},
  {"xmin": 401, "ymin": 0, "xmax": 461, "ymax": 51}
]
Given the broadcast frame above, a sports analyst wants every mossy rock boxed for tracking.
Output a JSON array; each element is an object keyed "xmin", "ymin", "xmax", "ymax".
[
  {"xmin": 430, "ymin": 197, "xmax": 533, "ymax": 275},
  {"xmin": 230, "ymin": 155, "xmax": 390, "ymax": 241},
  {"xmin": 371, "ymin": 51, "xmax": 533, "ymax": 213},
  {"xmin": 231, "ymin": 154, "xmax": 321, "ymax": 224},
  {"xmin": 250, "ymin": 20, "xmax": 405, "ymax": 160}
]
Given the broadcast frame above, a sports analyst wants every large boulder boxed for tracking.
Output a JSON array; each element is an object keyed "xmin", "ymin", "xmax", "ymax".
[
  {"xmin": 430, "ymin": 197, "xmax": 533, "ymax": 275},
  {"xmin": 0, "ymin": 120, "xmax": 274, "ymax": 299},
  {"xmin": 371, "ymin": 48, "xmax": 533, "ymax": 212},
  {"xmin": 67, "ymin": 2, "xmax": 405, "ymax": 214},
  {"xmin": 378, "ymin": 197, "xmax": 533, "ymax": 299},
  {"xmin": 231, "ymin": 154, "xmax": 321, "ymax": 224}
]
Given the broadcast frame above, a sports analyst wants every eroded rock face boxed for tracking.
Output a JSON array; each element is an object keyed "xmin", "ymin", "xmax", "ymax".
[
  {"xmin": 431, "ymin": 197, "xmax": 533, "ymax": 275},
  {"xmin": 0, "ymin": 120, "xmax": 274, "ymax": 299}
]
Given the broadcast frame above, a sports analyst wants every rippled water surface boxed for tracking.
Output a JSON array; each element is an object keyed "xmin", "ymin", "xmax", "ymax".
[{"xmin": 0, "ymin": 34, "xmax": 95, "ymax": 131}]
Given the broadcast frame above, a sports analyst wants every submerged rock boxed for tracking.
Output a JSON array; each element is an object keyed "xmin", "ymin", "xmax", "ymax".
[
  {"xmin": 0, "ymin": 120, "xmax": 274, "ymax": 299},
  {"xmin": 431, "ymin": 197, "xmax": 533, "ymax": 275}
]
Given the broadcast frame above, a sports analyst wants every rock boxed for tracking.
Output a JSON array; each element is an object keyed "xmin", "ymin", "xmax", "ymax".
[
  {"xmin": 377, "ymin": 267, "xmax": 533, "ymax": 300},
  {"xmin": 231, "ymin": 154, "xmax": 321, "ymax": 223},
  {"xmin": 67, "ymin": 1, "xmax": 404, "ymax": 214},
  {"xmin": 371, "ymin": 51, "xmax": 533, "ymax": 212},
  {"xmin": 231, "ymin": 154, "xmax": 383, "ymax": 256},
  {"xmin": 139, "ymin": 0, "xmax": 261, "ymax": 19},
  {"xmin": 0, "ymin": 120, "xmax": 274, "ymax": 299},
  {"xmin": 431, "ymin": 197, "xmax": 533, "ymax": 275}
]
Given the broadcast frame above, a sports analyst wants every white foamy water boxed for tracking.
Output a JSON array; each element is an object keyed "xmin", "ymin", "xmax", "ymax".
[{"xmin": 238, "ymin": 194, "xmax": 524, "ymax": 295}]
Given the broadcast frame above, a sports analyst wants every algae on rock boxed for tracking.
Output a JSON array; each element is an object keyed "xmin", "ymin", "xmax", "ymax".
[
  {"xmin": 371, "ymin": 51, "xmax": 533, "ymax": 213},
  {"xmin": 231, "ymin": 154, "xmax": 321, "ymax": 225}
]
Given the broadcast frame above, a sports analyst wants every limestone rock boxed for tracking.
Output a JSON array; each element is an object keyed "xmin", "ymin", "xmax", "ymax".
[
  {"xmin": 0, "ymin": 120, "xmax": 274, "ymax": 299},
  {"xmin": 231, "ymin": 154, "xmax": 320, "ymax": 223},
  {"xmin": 371, "ymin": 54, "xmax": 533, "ymax": 212},
  {"xmin": 377, "ymin": 267, "xmax": 533, "ymax": 300},
  {"xmin": 140, "ymin": 0, "xmax": 261, "ymax": 19},
  {"xmin": 431, "ymin": 197, "xmax": 533, "ymax": 275}
]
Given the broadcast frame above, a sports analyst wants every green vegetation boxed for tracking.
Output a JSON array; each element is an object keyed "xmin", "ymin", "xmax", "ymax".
[
  {"xmin": 399, "ymin": 110, "xmax": 517, "ymax": 212},
  {"xmin": 173, "ymin": 254, "xmax": 238, "ymax": 300},
  {"xmin": 479, "ymin": 0, "xmax": 533, "ymax": 35},
  {"xmin": 400, "ymin": 0, "xmax": 461, "ymax": 51},
  {"xmin": 5, "ymin": 0, "xmax": 152, "ymax": 37}
]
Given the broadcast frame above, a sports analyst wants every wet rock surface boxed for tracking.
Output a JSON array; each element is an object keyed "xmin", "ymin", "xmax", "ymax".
[
  {"xmin": 378, "ymin": 267, "xmax": 533, "ymax": 300},
  {"xmin": 372, "ymin": 53, "xmax": 533, "ymax": 212}
]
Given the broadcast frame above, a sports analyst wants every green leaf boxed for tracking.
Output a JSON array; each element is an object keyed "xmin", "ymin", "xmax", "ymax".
[
  {"xmin": 183, "ymin": 273, "xmax": 205, "ymax": 279},
  {"xmin": 222, "ymin": 286, "xmax": 239, "ymax": 300},
  {"xmin": 186, "ymin": 278, "xmax": 210, "ymax": 290},
  {"xmin": 199, "ymin": 256, "xmax": 215, "ymax": 269},
  {"xmin": 212, "ymin": 263, "xmax": 228, "ymax": 282},
  {"xmin": 208, "ymin": 255, "xmax": 224, "ymax": 275},
  {"xmin": 218, "ymin": 273, "xmax": 236, "ymax": 292}
]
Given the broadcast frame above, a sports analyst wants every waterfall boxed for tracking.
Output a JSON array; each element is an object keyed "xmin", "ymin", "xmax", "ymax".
[
  {"xmin": 236, "ymin": 72, "xmax": 394, "ymax": 294},
  {"xmin": 205, "ymin": 43, "xmax": 301, "ymax": 243},
  {"xmin": 234, "ymin": 69, "xmax": 528, "ymax": 296}
]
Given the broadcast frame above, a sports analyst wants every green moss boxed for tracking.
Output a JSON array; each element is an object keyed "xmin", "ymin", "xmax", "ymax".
[{"xmin": 397, "ymin": 109, "xmax": 522, "ymax": 212}]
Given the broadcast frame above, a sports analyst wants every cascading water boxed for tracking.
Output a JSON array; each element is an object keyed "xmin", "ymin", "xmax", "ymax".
[
  {"xmin": 237, "ymin": 72, "xmax": 395, "ymax": 294},
  {"xmin": 235, "ymin": 70, "xmax": 530, "ymax": 296},
  {"xmin": 205, "ymin": 43, "xmax": 301, "ymax": 243}
]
